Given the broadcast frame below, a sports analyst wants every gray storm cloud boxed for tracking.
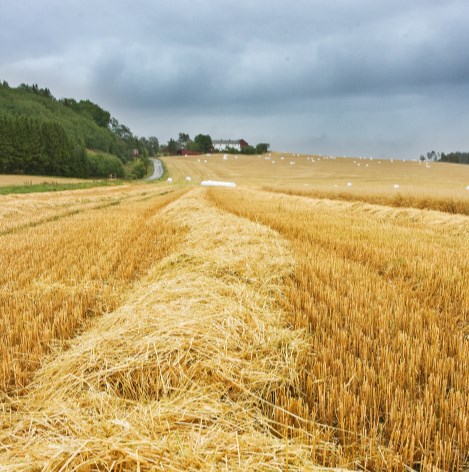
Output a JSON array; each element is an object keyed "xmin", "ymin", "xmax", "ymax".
[{"xmin": 1, "ymin": 0, "xmax": 469, "ymax": 157}]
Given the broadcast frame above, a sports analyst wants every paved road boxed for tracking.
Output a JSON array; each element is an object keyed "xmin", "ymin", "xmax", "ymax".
[{"xmin": 146, "ymin": 158, "xmax": 164, "ymax": 180}]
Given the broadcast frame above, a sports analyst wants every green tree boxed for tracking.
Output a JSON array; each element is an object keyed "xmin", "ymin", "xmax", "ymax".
[
  {"xmin": 147, "ymin": 136, "xmax": 159, "ymax": 156},
  {"xmin": 256, "ymin": 143, "xmax": 270, "ymax": 154},
  {"xmin": 86, "ymin": 151, "xmax": 125, "ymax": 178},
  {"xmin": 178, "ymin": 132, "xmax": 191, "ymax": 150},
  {"xmin": 127, "ymin": 159, "xmax": 146, "ymax": 179},
  {"xmin": 166, "ymin": 138, "xmax": 178, "ymax": 155},
  {"xmin": 193, "ymin": 134, "xmax": 212, "ymax": 153}
]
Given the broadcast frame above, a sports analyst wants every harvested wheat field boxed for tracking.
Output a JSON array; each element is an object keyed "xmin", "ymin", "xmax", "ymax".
[
  {"xmin": 163, "ymin": 154, "xmax": 469, "ymax": 215},
  {"xmin": 0, "ymin": 174, "xmax": 87, "ymax": 187},
  {"xmin": 1, "ymin": 159, "xmax": 468, "ymax": 471}
]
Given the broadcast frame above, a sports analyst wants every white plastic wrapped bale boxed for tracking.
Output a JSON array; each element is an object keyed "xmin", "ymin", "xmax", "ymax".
[
  {"xmin": 394, "ymin": 184, "xmax": 400, "ymax": 189},
  {"xmin": 167, "ymin": 177, "xmax": 173, "ymax": 183},
  {"xmin": 201, "ymin": 180, "xmax": 237, "ymax": 188},
  {"xmin": 186, "ymin": 176, "xmax": 192, "ymax": 182}
]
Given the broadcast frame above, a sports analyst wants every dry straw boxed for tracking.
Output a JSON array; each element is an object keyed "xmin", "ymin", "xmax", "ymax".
[
  {"xmin": 0, "ymin": 185, "xmax": 186, "ymax": 394},
  {"xmin": 209, "ymin": 187, "xmax": 469, "ymax": 470},
  {"xmin": 0, "ymin": 189, "xmax": 341, "ymax": 471},
  {"xmin": 264, "ymin": 186, "xmax": 469, "ymax": 216}
]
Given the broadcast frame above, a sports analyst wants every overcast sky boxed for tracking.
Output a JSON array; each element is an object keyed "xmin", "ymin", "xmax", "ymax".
[{"xmin": 1, "ymin": 0, "xmax": 469, "ymax": 158}]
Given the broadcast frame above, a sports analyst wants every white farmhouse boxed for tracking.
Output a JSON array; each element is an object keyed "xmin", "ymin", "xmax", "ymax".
[{"xmin": 212, "ymin": 139, "xmax": 249, "ymax": 152}]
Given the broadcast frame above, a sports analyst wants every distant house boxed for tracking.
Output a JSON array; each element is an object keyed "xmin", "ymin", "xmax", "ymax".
[{"xmin": 212, "ymin": 139, "xmax": 249, "ymax": 151}]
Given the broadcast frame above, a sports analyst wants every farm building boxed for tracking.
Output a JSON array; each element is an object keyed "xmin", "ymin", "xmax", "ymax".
[
  {"xmin": 176, "ymin": 149, "xmax": 201, "ymax": 156},
  {"xmin": 212, "ymin": 139, "xmax": 249, "ymax": 151}
]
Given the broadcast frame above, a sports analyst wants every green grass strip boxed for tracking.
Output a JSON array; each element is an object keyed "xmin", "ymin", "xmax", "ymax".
[{"xmin": 0, "ymin": 180, "xmax": 123, "ymax": 195}]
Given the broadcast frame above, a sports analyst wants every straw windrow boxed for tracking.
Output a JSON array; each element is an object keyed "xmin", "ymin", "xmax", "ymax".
[{"xmin": 0, "ymin": 189, "xmax": 339, "ymax": 471}]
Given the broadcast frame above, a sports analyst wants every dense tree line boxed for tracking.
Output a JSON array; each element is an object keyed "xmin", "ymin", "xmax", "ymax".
[
  {"xmin": 0, "ymin": 115, "xmax": 87, "ymax": 176},
  {"xmin": 223, "ymin": 142, "xmax": 270, "ymax": 155},
  {"xmin": 0, "ymin": 81, "xmax": 160, "ymax": 178},
  {"xmin": 0, "ymin": 115, "xmax": 128, "ymax": 178},
  {"xmin": 420, "ymin": 150, "xmax": 469, "ymax": 165},
  {"xmin": 440, "ymin": 152, "xmax": 469, "ymax": 164}
]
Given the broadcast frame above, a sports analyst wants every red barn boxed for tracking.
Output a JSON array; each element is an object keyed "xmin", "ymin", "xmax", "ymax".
[{"xmin": 176, "ymin": 149, "xmax": 201, "ymax": 156}]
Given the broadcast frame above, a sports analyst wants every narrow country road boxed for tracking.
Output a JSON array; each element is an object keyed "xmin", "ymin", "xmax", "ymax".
[{"xmin": 146, "ymin": 158, "xmax": 164, "ymax": 180}]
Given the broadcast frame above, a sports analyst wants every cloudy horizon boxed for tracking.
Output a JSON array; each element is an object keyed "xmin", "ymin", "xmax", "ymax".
[{"xmin": 1, "ymin": 0, "xmax": 469, "ymax": 158}]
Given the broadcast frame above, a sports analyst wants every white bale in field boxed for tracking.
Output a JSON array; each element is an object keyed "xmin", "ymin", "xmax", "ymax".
[
  {"xmin": 272, "ymin": 161, "xmax": 275, "ymax": 164},
  {"xmin": 290, "ymin": 161, "xmax": 295, "ymax": 165},
  {"xmin": 186, "ymin": 176, "xmax": 192, "ymax": 182},
  {"xmin": 201, "ymin": 180, "xmax": 236, "ymax": 188},
  {"xmin": 204, "ymin": 160, "xmax": 207, "ymax": 163},
  {"xmin": 393, "ymin": 184, "xmax": 400, "ymax": 189},
  {"xmin": 167, "ymin": 177, "xmax": 173, "ymax": 183},
  {"xmin": 466, "ymin": 185, "xmax": 469, "ymax": 190},
  {"xmin": 280, "ymin": 156, "xmax": 284, "ymax": 160},
  {"xmin": 197, "ymin": 159, "xmax": 201, "ymax": 162},
  {"xmin": 223, "ymin": 155, "xmax": 228, "ymax": 161},
  {"xmin": 347, "ymin": 182, "xmax": 352, "ymax": 187}
]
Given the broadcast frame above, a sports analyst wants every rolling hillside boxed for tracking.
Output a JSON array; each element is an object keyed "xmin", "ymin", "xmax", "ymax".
[{"xmin": 0, "ymin": 82, "xmax": 154, "ymax": 178}]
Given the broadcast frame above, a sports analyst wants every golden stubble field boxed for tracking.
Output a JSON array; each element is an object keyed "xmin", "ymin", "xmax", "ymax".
[
  {"xmin": 162, "ymin": 153, "xmax": 469, "ymax": 192},
  {"xmin": 0, "ymin": 156, "xmax": 468, "ymax": 471},
  {"xmin": 0, "ymin": 174, "xmax": 87, "ymax": 186}
]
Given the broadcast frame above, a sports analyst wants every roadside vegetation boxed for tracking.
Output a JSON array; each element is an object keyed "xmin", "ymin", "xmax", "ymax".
[{"xmin": 0, "ymin": 179, "xmax": 120, "ymax": 195}]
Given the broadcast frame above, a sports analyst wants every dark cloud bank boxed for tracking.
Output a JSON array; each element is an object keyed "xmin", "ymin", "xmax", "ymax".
[{"xmin": 1, "ymin": 0, "xmax": 469, "ymax": 158}]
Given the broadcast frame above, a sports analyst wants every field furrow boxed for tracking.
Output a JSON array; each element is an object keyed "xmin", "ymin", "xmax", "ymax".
[
  {"xmin": 208, "ymin": 187, "xmax": 469, "ymax": 471},
  {"xmin": 0, "ymin": 189, "xmax": 333, "ymax": 471},
  {"xmin": 0, "ymin": 185, "xmax": 187, "ymax": 394}
]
